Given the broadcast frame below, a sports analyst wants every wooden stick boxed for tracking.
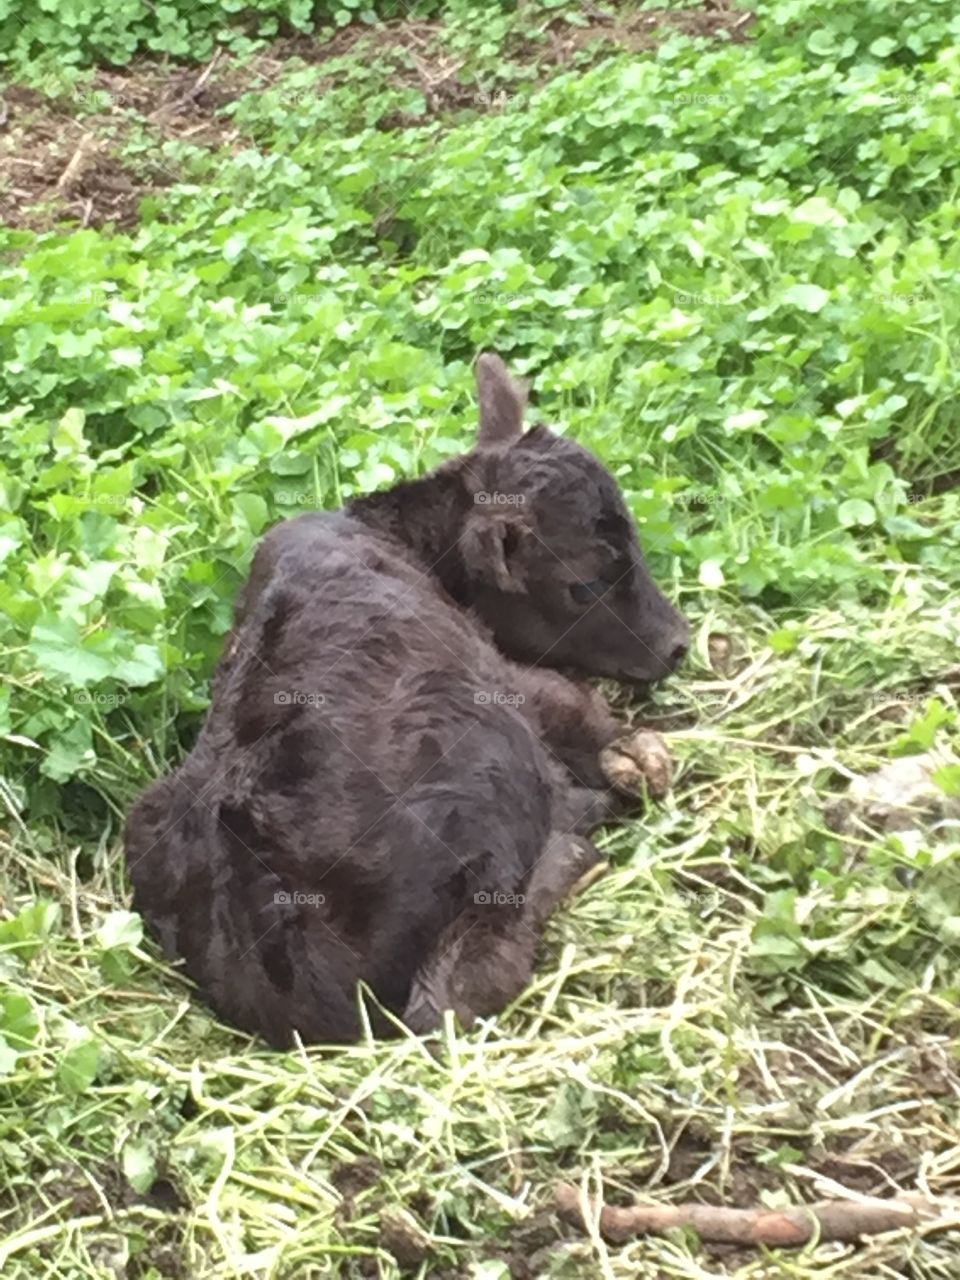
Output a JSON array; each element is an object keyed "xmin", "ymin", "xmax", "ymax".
[
  {"xmin": 568, "ymin": 860, "xmax": 610, "ymax": 899},
  {"xmin": 56, "ymin": 133, "xmax": 98, "ymax": 195},
  {"xmin": 556, "ymin": 1182, "xmax": 940, "ymax": 1247},
  {"xmin": 188, "ymin": 48, "xmax": 223, "ymax": 99},
  {"xmin": 150, "ymin": 48, "xmax": 223, "ymax": 119}
]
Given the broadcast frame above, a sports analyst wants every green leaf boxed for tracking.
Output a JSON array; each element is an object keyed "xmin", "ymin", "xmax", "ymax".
[
  {"xmin": 0, "ymin": 1038, "xmax": 20, "ymax": 1076},
  {"xmin": 540, "ymin": 1082, "xmax": 595, "ymax": 1149},
  {"xmin": 869, "ymin": 37, "xmax": 897, "ymax": 58},
  {"xmin": 837, "ymin": 499, "xmax": 876, "ymax": 527},
  {"xmin": 0, "ymin": 901, "xmax": 61, "ymax": 960},
  {"xmin": 724, "ymin": 409, "xmax": 767, "ymax": 432},
  {"xmin": 893, "ymin": 700, "xmax": 951, "ymax": 753},
  {"xmin": 807, "ymin": 29, "xmax": 837, "ymax": 56},
  {"xmin": 0, "ymin": 992, "xmax": 40, "ymax": 1053},
  {"xmin": 58, "ymin": 1036, "xmax": 100, "ymax": 1094},
  {"xmin": 110, "ymin": 348, "xmax": 143, "ymax": 368},
  {"xmin": 0, "ymin": 519, "xmax": 25, "ymax": 566},
  {"xmin": 97, "ymin": 911, "xmax": 143, "ymax": 951},
  {"xmin": 933, "ymin": 766, "xmax": 960, "ymax": 798},
  {"xmin": 792, "ymin": 197, "xmax": 847, "ymax": 227},
  {"xmin": 53, "ymin": 407, "xmax": 87, "ymax": 457},
  {"xmin": 41, "ymin": 718, "xmax": 95, "ymax": 783},
  {"xmin": 232, "ymin": 493, "xmax": 270, "ymax": 536},
  {"xmin": 782, "ymin": 283, "xmax": 830, "ymax": 313},
  {"xmin": 699, "ymin": 560, "xmax": 726, "ymax": 589},
  {"xmin": 112, "ymin": 643, "xmax": 165, "ymax": 687},
  {"xmin": 122, "ymin": 1139, "xmax": 157, "ymax": 1194},
  {"xmin": 28, "ymin": 619, "xmax": 113, "ymax": 686}
]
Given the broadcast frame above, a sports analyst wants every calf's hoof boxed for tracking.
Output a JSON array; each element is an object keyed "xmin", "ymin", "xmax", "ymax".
[{"xmin": 600, "ymin": 729, "xmax": 674, "ymax": 800}]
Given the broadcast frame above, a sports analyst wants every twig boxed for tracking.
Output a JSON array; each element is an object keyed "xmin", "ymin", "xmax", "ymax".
[
  {"xmin": 187, "ymin": 47, "xmax": 223, "ymax": 100},
  {"xmin": 56, "ymin": 132, "xmax": 98, "ymax": 195},
  {"xmin": 568, "ymin": 860, "xmax": 610, "ymax": 899},
  {"xmin": 556, "ymin": 1182, "xmax": 942, "ymax": 1246},
  {"xmin": 409, "ymin": 51, "xmax": 464, "ymax": 92},
  {"xmin": 151, "ymin": 47, "xmax": 223, "ymax": 119}
]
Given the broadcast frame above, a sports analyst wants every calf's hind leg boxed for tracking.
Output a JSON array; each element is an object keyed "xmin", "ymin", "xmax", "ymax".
[{"xmin": 402, "ymin": 832, "xmax": 600, "ymax": 1034}]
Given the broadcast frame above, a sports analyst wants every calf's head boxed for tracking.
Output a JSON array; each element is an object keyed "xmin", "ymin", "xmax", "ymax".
[{"xmin": 455, "ymin": 353, "xmax": 689, "ymax": 684}]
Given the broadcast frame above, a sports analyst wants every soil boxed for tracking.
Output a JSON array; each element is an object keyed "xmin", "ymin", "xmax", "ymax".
[
  {"xmin": 0, "ymin": 3, "xmax": 754, "ymax": 233},
  {"xmin": 5, "ymin": 1162, "xmax": 190, "ymax": 1280},
  {"xmin": 541, "ymin": 0, "xmax": 754, "ymax": 61}
]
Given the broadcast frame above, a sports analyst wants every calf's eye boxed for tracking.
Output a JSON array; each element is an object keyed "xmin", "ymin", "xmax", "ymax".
[{"xmin": 569, "ymin": 579, "xmax": 608, "ymax": 605}]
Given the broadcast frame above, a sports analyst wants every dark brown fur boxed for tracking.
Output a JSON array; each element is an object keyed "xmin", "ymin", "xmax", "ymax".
[{"xmin": 125, "ymin": 354, "xmax": 689, "ymax": 1046}]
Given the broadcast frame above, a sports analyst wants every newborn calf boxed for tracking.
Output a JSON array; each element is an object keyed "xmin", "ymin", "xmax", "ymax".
[{"xmin": 125, "ymin": 354, "xmax": 689, "ymax": 1045}]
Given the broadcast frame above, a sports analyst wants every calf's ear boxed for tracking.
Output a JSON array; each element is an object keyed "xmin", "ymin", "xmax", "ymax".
[
  {"xmin": 459, "ymin": 512, "xmax": 527, "ymax": 593},
  {"xmin": 475, "ymin": 352, "xmax": 527, "ymax": 446}
]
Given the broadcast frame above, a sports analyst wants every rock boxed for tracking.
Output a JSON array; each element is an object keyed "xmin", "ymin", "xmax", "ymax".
[{"xmin": 826, "ymin": 749, "xmax": 960, "ymax": 836}]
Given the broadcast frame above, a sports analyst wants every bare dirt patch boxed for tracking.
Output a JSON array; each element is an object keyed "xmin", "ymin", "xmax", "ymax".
[
  {"xmin": 0, "ymin": 78, "xmax": 233, "ymax": 233},
  {"xmin": 0, "ymin": 85, "xmax": 144, "ymax": 231},
  {"xmin": 0, "ymin": 1161, "xmax": 190, "ymax": 1280},
  {"xmin": 297, "ymin": 5, "xmax": 757, "ymax": 128},
  {"xmin": 0, "ymin": 54, "xmax": 261, "ymax": 231},
  {"xmin": 0, "ymin": 3, "xmax": 754, "ymax": 233},
  {"xmin": 539, "ymin": 0, "xmax": 755, "ymax": 63}
]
